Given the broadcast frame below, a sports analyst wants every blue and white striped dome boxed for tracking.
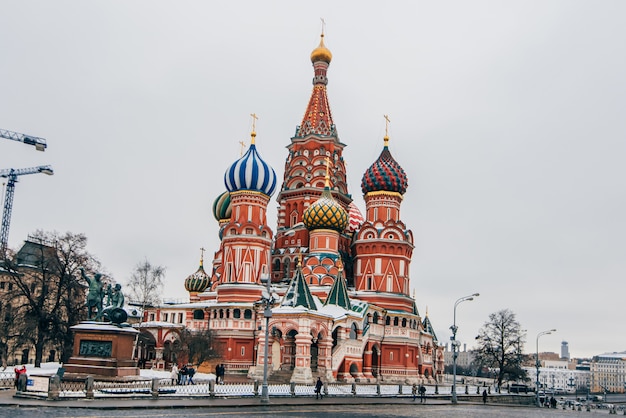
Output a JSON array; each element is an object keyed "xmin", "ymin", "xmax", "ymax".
[{"xmin": 224, "ymin": 143, "xmax": 277, "ymax": 196}]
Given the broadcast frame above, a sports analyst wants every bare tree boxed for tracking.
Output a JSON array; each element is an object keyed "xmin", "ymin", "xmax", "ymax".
[
  {"xmin": 127, "ymin": 259, "xmax": 165, "ymax": 360},
  {"xmin": 127, "ymin": 259, "xmax": 165, "ymax": 310},
  {"xmin": 473, "ymin": 309, "xmax": 527, "ymax": 390},
  {"xmin": 1, "ymin": 231, "xmax": 100, "ymax": 366}
]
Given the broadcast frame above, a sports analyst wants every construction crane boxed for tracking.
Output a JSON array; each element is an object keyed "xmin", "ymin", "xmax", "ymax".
[
  {"xmin": 0, "ymin": 165, "xmax": 54, "ymax": 259},
  {"xmin": 0, "ymin": 129, "xmax": 47, "ymax": 151}
]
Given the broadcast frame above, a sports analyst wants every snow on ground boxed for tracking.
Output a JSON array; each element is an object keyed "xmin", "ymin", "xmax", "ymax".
[{"xmin": 4, "ymin": 362, "xmax": 215, "ymax": 381}]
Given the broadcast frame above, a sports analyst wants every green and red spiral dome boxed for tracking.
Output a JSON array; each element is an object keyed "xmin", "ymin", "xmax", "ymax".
[{"xmin": 361, "ymin": 145, "xmax": 408, "ymax": 195}]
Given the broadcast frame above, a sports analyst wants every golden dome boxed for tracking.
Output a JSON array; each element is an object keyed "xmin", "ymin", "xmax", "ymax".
[{"xmin": 310, "ymin": 33, "xmax": 332, "ymax": 64}]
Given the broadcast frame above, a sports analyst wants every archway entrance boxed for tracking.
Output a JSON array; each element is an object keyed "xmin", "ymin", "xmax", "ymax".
[
  {"xmin": 311, "ymin": 338, "xmax": 319, "ymax": 372},
  {"xmin": 283, "ymin": 329, "xmax": 297, "ymax": 370},
  {"xmin": 371, "ymin": 345, "xmax": 380, "ymax": 378}
]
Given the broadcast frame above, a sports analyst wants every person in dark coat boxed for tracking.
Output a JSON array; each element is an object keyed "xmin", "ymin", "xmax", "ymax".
[
  {"xmin": 215, "ymin": 364, "xmax": 220, "ymax": 384},
  {"xmin": 419, "ymin": 385, "xmax": 426, "ymax": 403},
  {"xmin": 482, "ymin": 389, "xmax": 487, "ymax": 404},
  {"xmin": 315, "ymin": 377, "xmax": 323, "ymax": 399}
]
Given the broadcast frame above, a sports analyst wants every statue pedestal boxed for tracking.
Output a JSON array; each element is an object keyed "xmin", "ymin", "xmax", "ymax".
[{"xmin": 64, "ymin": 322, "xmax": 140, "ymax": 377}]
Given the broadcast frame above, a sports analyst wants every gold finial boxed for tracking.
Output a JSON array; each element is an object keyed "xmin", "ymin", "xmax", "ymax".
[
  {"xmin": 426, "ymin": 305, "xmax": 429, "ymax": 317},
  {"xmin": 238, "ymin": 140, "xmax": 246, "ymax": 157},
  {"xmin": 200, "ymin": 247, "xmax": 205, "ymax": 266},
  {"xmin": 337, "ymin": 259, "xmax": 343, "ymax": 271},
  {"xmin": 250, "ymin": 113, "xmax": 258, "ymax": 145},
  {"xmin": 384, "ymin": 114, "xmax": 391, "ymax": 147},
  {"xmin": 297, "ymin": 253, "xmax": 303, "ymax": 267},
  {"xmin": 325, "ymin": 156, "xmax": 332, "ymax": 188}
]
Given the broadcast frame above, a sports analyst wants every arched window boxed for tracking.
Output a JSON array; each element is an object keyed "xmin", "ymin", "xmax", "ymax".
[
  {"xmin": 244, "ymin": 309, "xmax": 252, "ymax": 319},
  {"xmin": 233, "ymin": 308, "xmax": 241, "ymax": 319},
  {"xmin": 393, "ymin": 317, "xmax": 399, "ymax": 326},
  {"xmin": 402, "ymin": 318, "xmax": 407, "ymax": 327},
  {"xmin": 372, "ymin": 312, "xmax": 379, "ymax": 324},
  {"xmin": 219, "ymin": 309, "xmax": 224, "ymax": 319},
  {"xmin": 193, "ymin": 310, "xmax": 204, "ymax": 320},
  {"xmin": 385, "ymin": 316, "xmax": 390, "ymax": 326},
  {"xmin": 349, "ymin": 323, "xmax": 358, "ymax": 340}
]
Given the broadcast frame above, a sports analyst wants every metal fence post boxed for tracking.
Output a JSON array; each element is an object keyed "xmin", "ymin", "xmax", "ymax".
[
  {"xmin": 151, "ymin": 378, "xmax": 159, "ymax": 399},
  {"xmin": 85, "ymin": 375, "xmax": 94, "ymax": 399},
  {"xmin": 48, "ymin": 375, "xmax": 60, "ymax": 400}
]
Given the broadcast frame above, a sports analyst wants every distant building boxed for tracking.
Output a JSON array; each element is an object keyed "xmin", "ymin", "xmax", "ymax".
[
  {"xmin": 525, "ymin": 366, "xmax": 589, "ymax": 394},
  {"xmin": 561, "ymin": 341, "xmax": 570, "ymax": 360},
  {"xmin": 591, "ymin": 352, "xmax": 626, "ymax": 393},
  {"xmin": 443, "ymin": 343, "xmax": 474, "ymax": 369}
]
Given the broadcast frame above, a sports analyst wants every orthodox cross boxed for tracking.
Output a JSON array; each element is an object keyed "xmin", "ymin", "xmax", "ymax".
[
  {"xmin": 250, "ymin": 113, "xmax": 258, "ymax": 133},
  {"xmin": 320, "ymin": 18, "xmax": 326, "ymax": 35},
  {"xmin": 200, "ymin": 247, "xmax": 205, "ymax": 264},
  {"xmin": 384, "ymin": 114, "xmax": 391, "ymax": 145},
  {"xmin": 238, "ymin": 140, "xmax": 246, "ymax": 156}
]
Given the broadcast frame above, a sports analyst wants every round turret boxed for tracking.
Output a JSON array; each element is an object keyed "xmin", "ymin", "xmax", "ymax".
[
  {"xmin": 224, "ymin": 133, "xmax": 277, "ymax": 197},
  {"xmin": 361, "ymin": 138, "xmax": 408, "ymax": 195},
  {"xmin": 212, "ymin": 191, "xmax": 232, "ymax": 222},
  {"xmin": 303, "ymin": 188, "xmax": 348, "ymax": 232},
  {"xmin": 184, "ymin": 261, "xmax": 211, "ymax": 293},
  {"xmin": 310, "ymin": 33, "xmax": 332, "ymax": 64}
]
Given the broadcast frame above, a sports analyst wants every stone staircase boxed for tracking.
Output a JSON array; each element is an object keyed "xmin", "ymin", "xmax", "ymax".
[
  {"xmin": 267, "ymin": 368, "xmax": 293, "ymax": 384},
  {"xmin": 267, "ymin": 367, "xmax": 326, "ymax": 384}
]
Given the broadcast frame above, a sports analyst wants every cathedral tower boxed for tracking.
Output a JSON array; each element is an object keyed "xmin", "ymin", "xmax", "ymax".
[{"xmin": 272, "ymin": 32, "xmax": 353, "ymax": 284}]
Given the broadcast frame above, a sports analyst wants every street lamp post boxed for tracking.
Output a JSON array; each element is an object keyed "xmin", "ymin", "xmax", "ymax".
[
  {"xmin": 535, "ymin": 328, "xmax": 556, "ymax": 407},
  {"xmin": 260, "ymin": 297, "xmax": 272, "ymax": 403},
  {"xmin": 450, "ymin": 293, "xmax": 479, "ymax": 404}
]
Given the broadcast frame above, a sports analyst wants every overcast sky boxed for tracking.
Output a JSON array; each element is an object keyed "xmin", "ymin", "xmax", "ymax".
[{"xmin": 1, "ymin": 1, "xmax": 624, "ymax": 359}]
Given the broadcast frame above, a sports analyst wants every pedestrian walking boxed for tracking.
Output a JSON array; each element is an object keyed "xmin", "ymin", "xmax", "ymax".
[
  {"xmin": 180, "ymin": 364, "xmax": 188, "ymax": 385},
  {"xmin": 419, "ymin": 384, "xmax": 426, "ymax": 403},
  {"xmin": 412, "ymin": 383, "xmax": 417, "ymax": 401},
  {"xmin": 215, "ymin": 364, "xmax": 220, "ymax": 384},
  {"xmin": 170, "ymin": 363, "xmax": 178, "ymax": 385},
  {"xmin": 482, "ymin": 389, "xmax": 487, "ymax": 404},
  {"xmin": 315, "ymin": 377, "xmax": 323, "ymax": 399},
  {"xmin": 188, "ymin": 366, "xmax": 196, "ymax": 385}
]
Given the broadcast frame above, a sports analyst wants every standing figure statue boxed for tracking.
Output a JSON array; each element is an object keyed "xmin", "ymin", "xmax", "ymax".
[
  {"xmin": 80, "ymin": 267, "xmax": 104, "ymax": 320},
  {"xmin": 106, "ymin": 283, "xmax": 125, "ymax": 308},
  {"xmin": 103, "ymin": 283, "xmax": 128, "ymax": 324}
]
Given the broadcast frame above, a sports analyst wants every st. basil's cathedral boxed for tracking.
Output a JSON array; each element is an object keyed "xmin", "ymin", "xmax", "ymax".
[{"xmin": 141, "ymin": 31, "xmax": 444, "ymax": 384}]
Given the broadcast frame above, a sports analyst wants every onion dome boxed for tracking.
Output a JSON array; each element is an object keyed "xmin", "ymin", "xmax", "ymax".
[
  {"xmin": 224, "ymin": 131, "xmax": 277, "ymax": 197},
  {"xmin": 361, "ymin": 134, "xmax": 408, "ymax": 195},
  {"xmin": 310, "ymin": 33, "xmax": 332, "ymax": 64},
  {"xmin": 212, "ymin": 191, "xmax": 232, "ymax": 222},
  {"xmin": 184, "ymin": 252, "xmax": 211, "ymax": 293},
  {"xmin": 303, "ymin": 160, "xmax": 348, "ymax": 232},
  {"xmin": 347, "ymin": 202, "xmax": 365, "ymax": 233}
]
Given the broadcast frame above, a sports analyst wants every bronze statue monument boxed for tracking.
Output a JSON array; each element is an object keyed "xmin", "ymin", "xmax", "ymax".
[{"xmin": 79, "ymin": 267, "xmax": 104, "ymax": 320}]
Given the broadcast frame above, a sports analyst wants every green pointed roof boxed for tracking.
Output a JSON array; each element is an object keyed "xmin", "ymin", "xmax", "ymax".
[
  {"xmin": 324, "ymin": 264, "xmax": 350, "ymax": 310},
  {"xmin": 281, "ymin": 260, "xmax": 317, "ymax": 310},
  {"xmin": 422, "ymin": 314, "xmax": 438, "ymax": 342}
]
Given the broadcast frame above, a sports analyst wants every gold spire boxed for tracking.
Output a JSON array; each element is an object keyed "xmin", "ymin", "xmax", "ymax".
[
  {"xmin": 250, "ymin": 113, "xmax": 258, "ymax": 145},
  {"xmin": 310, "ymin": 20, "xmax": 332, "ymax": 64},
  {"xmin": 384, "ymin": 114, "xmax": 391, "ymax": 147},
  {"xmin": 200, "ymin": 247, "xmax": 205, "ymax": 267}
]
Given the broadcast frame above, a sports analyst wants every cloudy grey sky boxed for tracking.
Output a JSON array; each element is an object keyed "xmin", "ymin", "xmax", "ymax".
[{"xmin": 1, "ymin": 1, "xmax": 624, "ymax": 358}]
